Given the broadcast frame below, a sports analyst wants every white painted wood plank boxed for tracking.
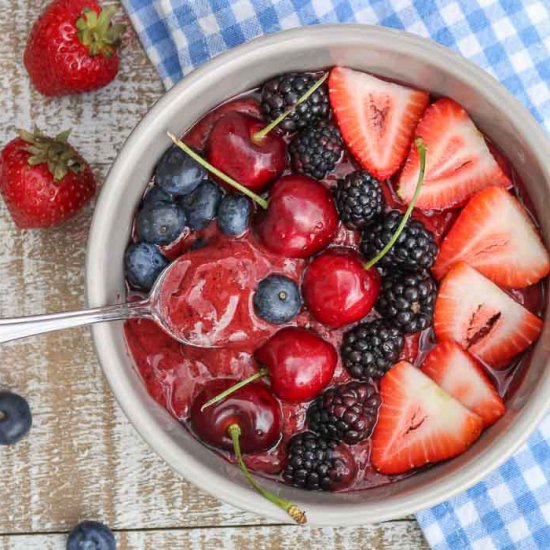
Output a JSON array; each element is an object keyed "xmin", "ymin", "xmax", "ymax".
[{"xmin": 0, "ymin": 522, "xmax": 428, "ymax": 550}]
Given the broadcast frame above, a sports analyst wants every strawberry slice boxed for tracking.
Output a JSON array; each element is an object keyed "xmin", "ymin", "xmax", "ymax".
[
  {"xmin": 434, "ymin": 262, "xmax": 543, "ymax": 368},
  {"xmin": 421, "ymin": 342, "xmax": 505, "ymax": 427},
  {"xmin": 397, "ymin": 98, "xmax": 511, "ymax": 210},
  {"xmin": 329, "ymin": 67, "xmax": 429, "ymax": 180},
  {"xmin": 371, "ymin": 361, "xmax": 483, "ymax": 475},
  {"xmin": 433, "ymin": 187, "xmax": 550, "ymax": 288}
]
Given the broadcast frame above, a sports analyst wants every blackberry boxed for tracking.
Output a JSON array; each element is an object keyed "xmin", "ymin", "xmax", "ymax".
[
  {"xmin": 306, "ymin": 381, "xmax": 380, "ymax": 445},
  {"xmin": 260, "ymin": 72, "xmax": 330, "ymax": 132},
  {"xmin": 335, "ymin": 171, "xmax": 385, "ymax": 229},
  {"xmin": 283, "ymin": 432, "xmax": 353, "ymax": 491},
  {"xmin": 341, "ymin": 319, "xmax": 405, "ymax": 380},
  {"xmin": 289, "ymin": 121, "xmax": 343, "ymax": 179},
  {"xmin": 376, "ymin": 270, "xmax": 437, "ymax": 334},
  {"xmin": 361, "ymin": 211, "xmax": 438, "ymax": 271}
]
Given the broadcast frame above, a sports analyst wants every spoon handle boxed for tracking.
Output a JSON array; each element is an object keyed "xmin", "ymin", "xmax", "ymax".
[{"xmin": 0, "ymin": 300, "xmax": 151, "ymax": 344}]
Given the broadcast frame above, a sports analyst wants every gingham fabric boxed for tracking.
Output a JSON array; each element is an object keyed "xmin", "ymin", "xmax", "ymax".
[{"xmin": 120, "ymin": 1, "xmax": 550, "ymax": 547}]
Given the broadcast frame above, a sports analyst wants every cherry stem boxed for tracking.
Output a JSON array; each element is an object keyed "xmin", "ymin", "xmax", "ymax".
[
  {"xmin": 200, "ymin": 368, "xmax": 269, "ymax": 412},
  {"xmin": 228, "ymin": 423, "xmax": 307, "ymax": 525},
  {"xmin": 166, "ymin": 132, "xmax": 269, "ymax": 210},
  {"xmin": 252, "ymin": 72, "xmax": 329, "ymax": 143},
  {"xmin": 364, "ymin": 137, "xmax": 427, "ymax": 270}
]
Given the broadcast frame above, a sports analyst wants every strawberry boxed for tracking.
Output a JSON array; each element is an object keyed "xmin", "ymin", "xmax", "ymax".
[
  {"xmin": 421, "ymin": 342, "xmax": 505, "ymax": 427},
  {"xmin": 397, "ymin": 98, "xmax": 511, "ymax": 210},
  {"xmin": 433, "ymin": 186, "xmax": 550, "ymax": 288},
  {"xmin": 434, "ymin": 262, "xmax": 543, "ymax": 368},
  {"xmin": 329, "ymin": 67, "xmax": 429, "ymax": 180},
  {"xmin": 371, "ymin": 361, "xmax": 483, "ymax": 475},
  {"xmin": 0, "ymin": 129, "xmax": 96, "ymax": 228},
  {"xmin": 24, "ymin": 0, "xmax": 125, "ymax": 96}
]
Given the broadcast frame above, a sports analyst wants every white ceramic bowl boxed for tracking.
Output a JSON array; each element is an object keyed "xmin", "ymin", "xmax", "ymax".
[{"xmin": 86, "ymin": 25, "xmax": 550, "ymax": 525}]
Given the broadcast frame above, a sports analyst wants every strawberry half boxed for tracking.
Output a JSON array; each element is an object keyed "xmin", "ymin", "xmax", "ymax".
[
  {"xmin": 433, "ymin": 186, "xmax": 550, "ymax": 288},
  {"xmin": 329, "ymin": 67, "xmax": 429, "ymax": 180},
  {"xmin": 397, "ymin": 98, "xmax": 511, "ymax": 210},
  {"xmin": 434, "ymin": 262, "xmax": 543, "ymax": 368},
  {"xmin": 421, "ymin": 342, "xmax": 505, "ymax": 427},
  {"xmin": 371, "ymin": 361, "xmax": 483, "ymax": 475}
]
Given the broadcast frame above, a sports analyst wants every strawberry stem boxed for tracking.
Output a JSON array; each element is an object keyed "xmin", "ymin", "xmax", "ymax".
[
  {"xmin": 167, "ymin": 133, "xmax": 269, "ymax": 210},
  {"xmin": 364, "ymin": 137, "xmax": 427, "ymax": 270},
  {"xmin": 252, "ymin": 73, "xmax": 329, "ymax": 143},
  {"xmin": 200, "ymin": 368, "xmax": 269, "ymax": 412},
  {"xmin": 18, "ymin": 127, "xmax": 83, "ymax": 182},
  {"xmin": 76, "ymin": 6, "xmax": 126, "ymax": 58},
  {"xmin": 228, "ymin": 423, "xmax": 307, "ymax": 524}
]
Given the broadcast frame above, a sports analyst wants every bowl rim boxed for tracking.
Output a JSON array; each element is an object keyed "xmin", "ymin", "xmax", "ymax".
[{"xmin": 86, "ymin": 24, "xmax": 550, "ymax": 525}]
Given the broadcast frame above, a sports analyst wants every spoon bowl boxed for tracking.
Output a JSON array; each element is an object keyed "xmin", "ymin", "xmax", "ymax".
[
  {"xmin": 0, "ymin": 256, "xmax": 205, "ymax": 347},
  {"xmin": 0, "ymin": 235, "xmax": 274, "ymax": 349}
]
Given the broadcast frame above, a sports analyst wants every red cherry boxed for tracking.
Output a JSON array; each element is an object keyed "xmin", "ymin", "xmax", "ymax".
[
  {"xmin": 302, "ymin": 248, "xmax": 381, "ymax": 328},
  {"xmin": 206, "ymin": 112, "xmax": 286, "ymax": 193},
  {"xmin": 184, "ymin": 98, "xmax": 262, "ymax": 150},
  {"xmin": 256, "ymin": 175, "xmax": 338, "ymax": 258},
  {"xmin": 190, "ymin": 379, "xmax": 282, "ymax": 454},
  {"xmin": 255, "ymin": 327, "xmax": 337, "ymax": 403},
  {"xmin": 190, "ymin": 378, "xmax": 306, "ymax": 523}
]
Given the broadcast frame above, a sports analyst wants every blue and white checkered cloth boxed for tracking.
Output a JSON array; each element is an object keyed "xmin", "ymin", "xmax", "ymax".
[{"xmin": 120, "ymin": 1, "xmax": 550, "ymax": 547}]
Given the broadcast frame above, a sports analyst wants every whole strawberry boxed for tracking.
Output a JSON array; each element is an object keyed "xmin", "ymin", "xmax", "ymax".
[
  {"xmin": 0, "ymin": 129, "xmax": 96, "ymax": 228},
  {"xmin": 24, "ymin": 0, "xmax": 125, "ymax": 96}
]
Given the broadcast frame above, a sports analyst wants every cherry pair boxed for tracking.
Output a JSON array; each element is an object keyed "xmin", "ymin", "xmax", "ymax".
[{"xmin": 189, "ymin": 325, "xmax": 348, "ymax": 525}]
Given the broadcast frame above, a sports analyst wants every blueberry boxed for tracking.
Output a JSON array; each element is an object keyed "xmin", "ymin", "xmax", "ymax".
[
  {"xmin": 155, "ymin": 145, "xmax": 206, "ymax": 196},
  {"xmin": 179, "ymin": 180, "xmax": 223, "ymax": 230},
  {"xmin": 141, "ymin": 186, "xmax": 173, "ymax": 209},
  {"xmin": 125, "ymin": 243, "xmax": 169, "ymax": 291},
  {"xmin": 136, "ymin": 202, "xmax": 186, "ymax": 245},
  {"xmin": 67, "ymin": 521, "xmax": 116, "ymax": 550},
  {"xmin": 0, "ymin": 392, "xmax": 32, "ymax": 445},
  {"xmin": 253, "ymin": 274, "xmax": 302, "ymax": 324},
  {"xmin": 218, "ymin": 195, "xmax": 252, "ymax": 236}
]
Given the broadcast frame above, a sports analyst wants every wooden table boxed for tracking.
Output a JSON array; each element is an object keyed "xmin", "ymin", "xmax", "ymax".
[{"xmin": 0, "ymin": 2, "xmax": 428, "ymax": 548}]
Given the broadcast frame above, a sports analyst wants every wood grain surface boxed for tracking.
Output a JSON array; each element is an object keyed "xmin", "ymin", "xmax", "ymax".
[{"xmin": 0, "ymin": 1, "xmax": 427, "ymax": 548}]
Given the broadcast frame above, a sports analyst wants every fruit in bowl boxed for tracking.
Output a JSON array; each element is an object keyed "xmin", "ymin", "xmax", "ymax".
[
  {"xmin": 87, "ymin": 27, "xmax": 550, "ymax": 525},
  {"xmin": 120, "ymin": 63, "xmax": 550, "ymax": 521}
]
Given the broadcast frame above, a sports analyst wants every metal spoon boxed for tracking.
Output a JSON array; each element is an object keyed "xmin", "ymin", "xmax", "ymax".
[{"xmin": 0, "ymin": 259, "xmax": 207, "ymax": 346}]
